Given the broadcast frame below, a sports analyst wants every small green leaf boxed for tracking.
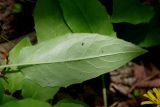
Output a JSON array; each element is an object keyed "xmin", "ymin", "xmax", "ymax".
[
  {"xmin": 54, "ymin": 99, "xmax": 89, "ymax": 107},
  {"xmin": 111, "ymin": 0, "xmax": 154, "ymax": 24},
  {"xmin": 2, "ymin": 72, "xmax": 24, "ymax": 93},
  {"xmin": 34, "ymin": 0, "xmax": 71, "ymax": 42},
  {"xmin": 59, "ymin": 0, "xmax": 114, "ymax": 35},
  {"xmin": 22, "ymin": 80, "xmax": 59, "ymax": 101},
  {"xmin": 117, "ymin": 24, "xmax": 149, "ymax": 45},
  {"xmin": 118, "ymin": 15, "xmax": 160, "ymax": 48},
  {"xmin": 13, "ymin": 3, "xmax": 22, "ymax": 13},
  {"xmin": 2, "ymin": 72, "xmax": 59, "ymax": 101},
  {"xmin": 0, "ymin": 99, "xmax": 52, "ymax": 107},
  {"xmin": 139, "ymin": 28, "xmax": 160, "ymax": 47},
  {"xmin": 133, "ymin": 89, "xmax": 140, "ymax": 97},
  {"xmin": 3, "ymin": 33, "xmax": 146, "ymax": 87}
]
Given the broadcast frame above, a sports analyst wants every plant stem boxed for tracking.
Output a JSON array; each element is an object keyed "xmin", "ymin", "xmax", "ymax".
[{"xmin": 102, "ymin": 75, "xmax": 107, "ymax": 107}]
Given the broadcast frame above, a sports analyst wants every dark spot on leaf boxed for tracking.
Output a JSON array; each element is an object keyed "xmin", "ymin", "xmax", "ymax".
[
  {"xmin": 81, "ymin": 42, "xmax": 84, "ymax": 46},
  {"xmin": 102, "ymin": 50, "xmax": 104, "ymax": 53}
]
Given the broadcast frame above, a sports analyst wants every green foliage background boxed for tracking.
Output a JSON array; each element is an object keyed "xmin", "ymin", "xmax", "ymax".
[{"xmin": 0, "ymin": 0, "xmax": 159, "ymax": 106}]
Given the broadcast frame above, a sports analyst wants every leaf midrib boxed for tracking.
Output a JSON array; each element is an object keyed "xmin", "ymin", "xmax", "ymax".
[{"xmin": 0, "ymin": 51, "xmax": 144, "ymax": 68}]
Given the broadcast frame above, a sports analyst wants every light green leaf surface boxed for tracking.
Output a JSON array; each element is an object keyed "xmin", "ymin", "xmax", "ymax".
[
  {"xmin": 0, "ymin": 99, "xmax": 52, "ymax": 107},
  {"xmin": 3, "ymin": 37, "xmax": 59, "ymax": 100},
  {"xmin": 9, "ymin": 37, "xmax": 31, "ymax": 65},
  {"xmin": 34, "ymin": 0, "xmax": 71, "ymax": 42},
  {"xmin": 22, "ymin": 80, "xmax": 59, "ymax": 101},
  {"xmin": 111, "ymin": 0, "xmax": 154, "ymax": 24},
  {"xmin": 59, "ymin": 0, "xmax": 114, "ymax": 35},
  {"xmin": 4, "ymin": 33, "xmax": 146, "ymax": 87},
  {"xmin": 53, "ymin": 99, "xmax": 89, "ymax": 107}
]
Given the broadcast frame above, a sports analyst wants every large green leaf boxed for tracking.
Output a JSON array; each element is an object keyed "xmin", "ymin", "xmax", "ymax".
[
  {"xmin": 2, "ymin": 33, "xmax": 146, "ymax": 87},
  {"xmin": 53, "ymin": 99, "xmax": 89, "ymax": 107},
  {"xmin": 111, "ymin": 0, "xmax": 154, "ymax": 24},
  {"xmin": 59, "ymin": 0, "xmax": 114, "ymax": 36},
  {"xmin": 34, "ymin": 0, "xmax": 71, "ymax": 42},
  {"xmin": 0, "ymin": 99, "xmax": 52, "ymax": 107}
]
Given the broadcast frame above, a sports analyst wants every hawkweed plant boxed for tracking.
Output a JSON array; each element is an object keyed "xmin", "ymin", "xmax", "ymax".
[{"xmin": 141, "ymin": 88, "xmax": 160, "ymax": 107}]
